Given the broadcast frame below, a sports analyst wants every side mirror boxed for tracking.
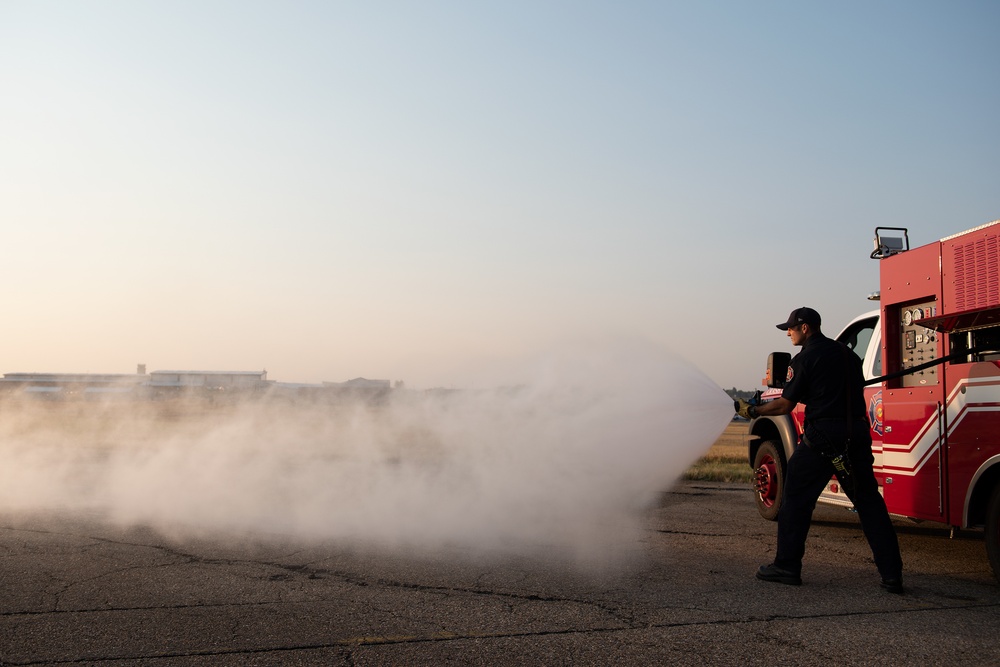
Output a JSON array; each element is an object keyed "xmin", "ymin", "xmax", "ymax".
[{"xmin": 765, "ymin": 352, "xmax": 791, "ymax": 388}]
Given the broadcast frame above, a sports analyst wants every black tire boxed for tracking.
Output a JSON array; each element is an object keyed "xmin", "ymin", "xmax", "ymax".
[
  {"xmin": 987, "ymin": 483, "xmax": 1000, "ymax": 583},
  {"xmin": 753, "ymin": 440, "xmax": 785, "ymax": 521}
]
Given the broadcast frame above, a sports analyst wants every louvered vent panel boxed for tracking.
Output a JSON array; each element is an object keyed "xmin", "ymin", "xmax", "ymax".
[{"xmin": 950, "ymin": 233, "xmax": 1000, "ymax": 311}]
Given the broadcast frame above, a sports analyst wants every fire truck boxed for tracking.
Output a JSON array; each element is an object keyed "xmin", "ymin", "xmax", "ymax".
[{"xmin": 746, "ymin": 219, "xmax": 1000, "ymax": 581}]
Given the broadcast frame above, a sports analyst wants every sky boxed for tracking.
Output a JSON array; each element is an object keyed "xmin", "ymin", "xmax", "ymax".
[{"xmin": 1, "ymin": 1, "xmax": 998, "ymax": 391}]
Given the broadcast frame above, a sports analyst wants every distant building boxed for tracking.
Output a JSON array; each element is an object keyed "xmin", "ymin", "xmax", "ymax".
[
  {"xmin": 149, "ymin": 370, "xmax": 269, "ymax": 391},
  {"xmin": 320, "ymin": 377, "xmax": 392, "ymax": 401},
  {"xmin": 323, "ymin": 378, "xmax": 391, "ymax": 390},
  {"xmin": 0, "ymin": 372, "xmax": 147, "ymax": 398}
]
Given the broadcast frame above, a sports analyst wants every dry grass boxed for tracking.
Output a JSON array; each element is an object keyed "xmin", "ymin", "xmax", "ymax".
[{"xmin": 683, "ymin": 421, "xmax": 753, "ymax": 483}]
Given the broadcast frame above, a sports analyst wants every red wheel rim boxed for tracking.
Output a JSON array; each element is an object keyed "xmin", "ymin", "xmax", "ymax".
[{"xmin": 755, "ymin": 456, "xmax": 777, "ymax": 507}]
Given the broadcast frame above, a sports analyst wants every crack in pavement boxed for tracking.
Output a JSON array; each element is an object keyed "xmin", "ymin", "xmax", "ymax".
[
  {"xmin": 656, "ymin": 528, "xmax": 741, "ymax": 537},
  {"xmin": 5, "ymin": 601, "xmax": 999, "ymax": 666},
  {"xmin": 4, "ymin": 525, "xmax": 995, "ymax": 620},
  {"xmin": 1, "ymin": 526, "xmax": 635, "ymax": 626}
]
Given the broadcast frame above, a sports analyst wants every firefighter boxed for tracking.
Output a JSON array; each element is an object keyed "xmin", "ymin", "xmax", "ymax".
[{"xmin": 736, "ymin": 307, "xmax": 904, "ymax": 593}]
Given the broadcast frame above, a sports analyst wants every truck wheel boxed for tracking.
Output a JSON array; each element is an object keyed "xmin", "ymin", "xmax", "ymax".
[
  {"xmin": 753, "ymin": 440, "xmax": 785, "ymax": 521},
  {"xmin": 987, "ymin": 483, "xmax": 1000, "ymax": 582}
]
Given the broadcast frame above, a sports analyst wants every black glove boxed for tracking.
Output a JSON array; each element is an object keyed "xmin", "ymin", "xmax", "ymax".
[{"xmin": 735, "ymin": 399, "xmax": 758, "ymax": 420}]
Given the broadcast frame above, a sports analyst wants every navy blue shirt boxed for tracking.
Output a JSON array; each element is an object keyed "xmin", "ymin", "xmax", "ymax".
[{"xmin": 781, "ymin": 332, "xmax": 867, "ymax": 423}]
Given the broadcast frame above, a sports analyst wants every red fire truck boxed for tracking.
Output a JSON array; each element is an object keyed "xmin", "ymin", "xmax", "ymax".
[{"xmin": 747, "ymin": 219, "xmax": 1000, "ymax": 580}]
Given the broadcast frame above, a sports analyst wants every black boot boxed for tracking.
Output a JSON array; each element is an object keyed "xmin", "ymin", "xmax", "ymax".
[{"xmin": 756, "ymin": 563, "xmax": 802, "ymax": 586}]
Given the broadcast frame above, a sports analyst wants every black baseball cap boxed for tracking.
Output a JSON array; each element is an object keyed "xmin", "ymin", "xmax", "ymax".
[{"xmin": 776, "ymin": 307, "xmax": 821, "ymax": 330}]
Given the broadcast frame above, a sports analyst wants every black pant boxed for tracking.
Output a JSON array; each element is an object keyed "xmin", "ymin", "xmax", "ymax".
[{"xmin": 774, "ymin": 420, "xmax": 903, "ymax": 580}]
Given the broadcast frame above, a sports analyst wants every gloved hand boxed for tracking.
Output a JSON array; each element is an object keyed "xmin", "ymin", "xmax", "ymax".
[{"xmin": 734, "ymin": 399, "xmax": 758, "ymax": 420}]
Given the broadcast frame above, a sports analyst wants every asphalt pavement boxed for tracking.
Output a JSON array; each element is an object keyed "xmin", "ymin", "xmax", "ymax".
[{"xmin": 2, "ymin": 481, "xmax": 999, "ymax": 666}]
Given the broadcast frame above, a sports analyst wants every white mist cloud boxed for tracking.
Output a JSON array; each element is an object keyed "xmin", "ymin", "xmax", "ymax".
[{"xmin": 0, "ymin": 338, "xmax": 732, "ymax": 564}]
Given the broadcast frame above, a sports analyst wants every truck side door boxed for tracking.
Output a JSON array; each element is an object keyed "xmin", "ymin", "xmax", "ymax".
[{"xmin": 835, "ymin": 314, "xmax": 885, "ymax": 470}]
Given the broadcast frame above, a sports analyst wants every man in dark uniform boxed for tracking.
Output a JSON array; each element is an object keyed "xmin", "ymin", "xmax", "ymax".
[{"xmin": 737, "ymin": 307, "xmax": 904, "ymax": 593}]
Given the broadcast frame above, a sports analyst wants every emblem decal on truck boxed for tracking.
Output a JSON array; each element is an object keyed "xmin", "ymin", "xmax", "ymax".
[{"xmin": 868, "ymin": 390, "xmax": 884, "ymax": 436}]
